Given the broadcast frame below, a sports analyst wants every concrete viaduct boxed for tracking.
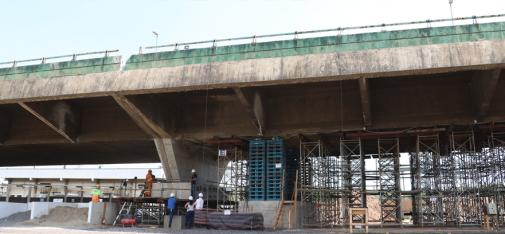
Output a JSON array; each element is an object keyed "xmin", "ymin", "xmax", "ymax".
[{"xmin": 1, "ymin": 21, "xmax": 505, "ymax": 181}]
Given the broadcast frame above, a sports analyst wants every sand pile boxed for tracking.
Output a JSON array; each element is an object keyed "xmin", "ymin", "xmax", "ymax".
[{"xmin": 24, "ymin": 207, "xmax": 89, "ymax": 227}]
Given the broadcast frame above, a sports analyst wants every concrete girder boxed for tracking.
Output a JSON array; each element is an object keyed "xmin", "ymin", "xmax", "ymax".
[
  {"xmin": 154, "ymin": 138, "xmax": 217, "ymax": 183},
  {"xmin": 471, "ymin": 69, "xmax": 502, "ymax": 120},
  {"xmin": 111, "ymin": 93, "xmax": 172, "ymax": 138},
  {"xmin": 233, "ymin": 88, "xmax": 265, "ymax": 136},
  {"xmin": 358, "ymin": 78, "xmax": 372, "ymax": 127},
  {"xmin": 18, "ymin": 101, "xmax": 79, "ymax": 143},
  {"xmin": 3, "ymin": 39, "xmax": 505, "ymax": 104}
]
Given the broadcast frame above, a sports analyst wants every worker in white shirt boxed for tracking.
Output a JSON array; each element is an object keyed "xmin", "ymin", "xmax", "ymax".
[
  {"xmin": 184, "ymin": 196, "xmax": 195, "ymax": 229},
  {"xmin": 195, "ymin": 193, "xmax": 204, "ymax": 210}
]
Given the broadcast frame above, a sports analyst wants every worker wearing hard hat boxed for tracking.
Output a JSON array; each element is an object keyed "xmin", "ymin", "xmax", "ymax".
[
  {"xmin": 91, "ymin": 184, "xmax": 102, "ymax": 203},
  {"xmin": 195, "ymin": 193, "xmax": 204, "ymax": 210},
  {"xmin": 190, "ymin": 169, "xmax": 197, "ymax": 197},
  {"xmin": 166, "ymin": 193, "xmax": 177, "ymax": 228},
  {"xmin": 144, "ymin": 169, "xmax": 154, "ymax": 197},
  {"xmin": 184, "ymin": 196, "xmax": 196, "ymax": 229},
  {"xmin": 194, "ymin": 193, "xmax": 206, "ymax": 227}
]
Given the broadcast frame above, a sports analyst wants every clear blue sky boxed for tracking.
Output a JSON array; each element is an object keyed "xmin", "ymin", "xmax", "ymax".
[{"xmin": 0, "ymin": 0, "xmax": 504, "ymax": 62}]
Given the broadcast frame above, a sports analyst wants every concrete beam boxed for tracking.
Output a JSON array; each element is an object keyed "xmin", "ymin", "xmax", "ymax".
[
  {"xmin": 154, "ymin": 138, "xmax": 217, "ymax": 183},
  {"xmin": 0, "ymin": 110, "xmax": 11, "ymax": 144},
  {"xmin": 471, "ymin": 69, "xmax": 501, "ymax": 120},
  {"xmin": 18, "ymin": 101, "xmax": 79, "ymax": 143},
  {"xmin": 358, "ymin": 78, "xmax": 372, "ymax": 127},
  {"xmin": 2, "ymin": 39, "xmax": 505, "ymax": 104},
  {"xmin": 111, "ymin": 93, "xmax": 171, "ymax": 138},
  {"xmin": 233, "ymin": 88, "xmax": 265, "ymax": 135}
]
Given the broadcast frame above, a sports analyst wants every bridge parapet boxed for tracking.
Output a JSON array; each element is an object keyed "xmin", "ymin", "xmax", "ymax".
[
  {"xmin": 125, "ymin": 21, "xmax": 505, "ymax": 70},
  {"xmin": 0, "ymin": 56, "xmax": 121, "ymax": 80}
]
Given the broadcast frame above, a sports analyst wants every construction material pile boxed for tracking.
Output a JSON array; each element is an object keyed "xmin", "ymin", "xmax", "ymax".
[
  {"xmin": 195, "ymin": 210, "xmax": 263, "ymax": 230},
  {"xmin": 24, "ymin": 207, "xmax": 88, "ymax": 226}
]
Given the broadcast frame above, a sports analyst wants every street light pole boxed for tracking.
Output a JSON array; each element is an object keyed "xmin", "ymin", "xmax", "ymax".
[
  {"xmin": 152, "ymin": 31, "xmax": 159, "ymax": 52},
  {"xmin": 449, "ymin": 0, "xmax": 455, "ymax": 25}
]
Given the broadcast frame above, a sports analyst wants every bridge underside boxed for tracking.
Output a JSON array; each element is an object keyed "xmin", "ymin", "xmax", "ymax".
[{"xmin": 0, "ymin": 67, "xmax": 503, "ymax": 165}]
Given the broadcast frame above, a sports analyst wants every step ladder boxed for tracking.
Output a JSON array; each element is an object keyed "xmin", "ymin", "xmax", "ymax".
[
  {"xmin": 275, "ymin": 169, "xmax": 299, "ymax": 229},
  {"xmin": 273, "ymin": 200, "xmax": 294, "ymax": 229},
  {"xmin": 112, "ymin": 201, "xmax": 133, "ymax": 226}
]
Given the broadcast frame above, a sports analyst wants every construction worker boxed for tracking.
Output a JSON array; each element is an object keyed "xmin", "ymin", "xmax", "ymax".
[
  {"xmin": 184, "ymin": 196, "xmax": 195, "ymax": 229},
  {"xmin": 166, "ymin": 193, "xmax": 176, "ymax": 228},
  {"xmin": 121, "ymin": 179, "xmax": 128, "ymax": 196},
  {"xmin": 195, "ymin": 193, "xmax": 204, "ymax": 210},
  {"xmin": 190, "ymin": 169, "xmax": 197, "ymax": 197},
  {"xmin": 145, "ymin": 169, "xmax": 154, "ymax": 197},
  {"xmin": 194, "ymin": 192, "xmax": 205, "ymax": 227},
  {"xmin": 91, "ymin": 184, "xmax": 102, "ymax": 203}
]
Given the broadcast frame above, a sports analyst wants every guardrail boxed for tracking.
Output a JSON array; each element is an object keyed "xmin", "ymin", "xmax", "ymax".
[
  {"xmin": 2, "ymin": 14, "xmax": 505, "ymax": 68},
  {"xmin": 0, "ymin": 49, "xmax": 119, "ymax": 68},
  {"xmin": 141, "ymin": 14, "xmax": 505, "ymax": 53}
]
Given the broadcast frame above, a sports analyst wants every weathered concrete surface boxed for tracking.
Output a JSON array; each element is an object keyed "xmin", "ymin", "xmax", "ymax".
[
  {"xmin": 123, "ymin": 22, "xmax": 505, "ymax": 70},
  {"xmin": 0, "ymin": 39, "xmax": 504, "ymax": 103},
  {"xmin": 1, "ymin": 22, "xmax": 505, "ymax": 167},
  {"xmin": 86, "ymin": 202, "xmax": 118, "ymax": 225},
  {"xmin": 154, "ymin": 138, "xmax": 217, "ymax": 183}
]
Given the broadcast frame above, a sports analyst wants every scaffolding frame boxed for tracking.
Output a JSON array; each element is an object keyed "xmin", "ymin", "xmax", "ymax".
[
  {"xmin": 242, "ymin": 130, "xmax": 505, "ymax": 229},
  {"xmin": 414, "ymin": 135, "xmax": 444, "ymax": 226},
  {"xmin": 299, "ymin": 139, "xmax": 342, "ymax": 227},
  {"xmin": 411, "ymin": 131, "xmax": 505, "ymax": 227},
  {"xmin": 340, "ymin": 139, "xmax": 365, "ymax": 224},
  {"xmin": 377, "ymin": 138, "xmax": 402, "ymax": 224},
  {"xmin": 217, "ymin": 145, "xmax": 248, "ymax": 210}
]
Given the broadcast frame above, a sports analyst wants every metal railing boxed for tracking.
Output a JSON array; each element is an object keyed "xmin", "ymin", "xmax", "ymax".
[
  {"xmin": 0, "ymin": 49, "xmax": 119, "ymax": 68},
  {"xmin": 141, "ymin": 14, "xmax": 505, "ymax": 53}
]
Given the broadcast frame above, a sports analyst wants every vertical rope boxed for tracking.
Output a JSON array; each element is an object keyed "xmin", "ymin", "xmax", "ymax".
[{"xmin": 339, "ymin": 80, "xmax": 344, "ymax": 134}]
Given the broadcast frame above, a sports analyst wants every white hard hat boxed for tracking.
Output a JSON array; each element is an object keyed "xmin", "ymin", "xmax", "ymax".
[
  {"xmin": 170, "ymin": 193, "xmax": 175, "ymax": 197},
  {"xmin": 198, "ymin": 193, "xmax": 203, "ymax": 197},
  {"xmin": 189, "ymin": 196, "xmax": 194, "ymax": 200},
  {"xmin": 191, "ymin": 169, "xmax": 196, "ymax": 173}
]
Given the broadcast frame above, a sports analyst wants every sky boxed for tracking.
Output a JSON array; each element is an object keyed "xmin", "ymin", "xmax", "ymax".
[{"xmin": 1, "ymin": 0, "xmax": 504, "ymax": 63}]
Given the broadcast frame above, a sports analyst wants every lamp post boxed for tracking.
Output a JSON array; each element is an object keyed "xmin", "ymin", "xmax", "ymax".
[
  {"xmin": 449, "ymin": 0, "xmax": 454, "ymax": 25},
  {"xmin": 152, "ymin": 31, "xmax": 159, "ymax": 52}
]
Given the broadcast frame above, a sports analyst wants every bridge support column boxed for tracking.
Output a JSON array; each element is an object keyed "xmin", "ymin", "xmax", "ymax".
[{"xmin": 154, "ymin": 138, "xmax": 218, "ymax": 187}]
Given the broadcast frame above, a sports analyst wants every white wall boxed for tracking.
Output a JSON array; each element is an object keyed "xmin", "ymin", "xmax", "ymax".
[{"xmin": 0, "ymin": 202, "xmax": 29, "ymax": 219}]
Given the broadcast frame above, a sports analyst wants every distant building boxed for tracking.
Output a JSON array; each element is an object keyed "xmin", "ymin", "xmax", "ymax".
[{"xmin": 0, "ymin": 164, "xmax": 164, "ymax": 202}]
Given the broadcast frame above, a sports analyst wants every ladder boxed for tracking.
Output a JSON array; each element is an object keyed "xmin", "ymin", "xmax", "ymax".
[
  {"xmin": 274, "ymin": 170, "xmax": 299, "ymax": 229},
  {"xmin": 273, "ymin": 200, "xmax": 295, "ymax": 229},
  {"xmin": 112, "ymin": 201, "xmax": 133, "ymax": 226}
]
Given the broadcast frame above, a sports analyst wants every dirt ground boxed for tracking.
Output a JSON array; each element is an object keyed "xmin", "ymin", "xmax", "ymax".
[
  {"xmin": 0, "ymin": 226, "xmax": 503, "ymax": 234},
  {"xmin": 0, "ymin": 208, "xmax": 502, "ymax": 234}
]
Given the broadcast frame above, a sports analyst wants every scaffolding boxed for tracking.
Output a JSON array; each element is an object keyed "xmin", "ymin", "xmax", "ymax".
[
  {"xmin": 253, "ymin": 130, "xmax": 505, "ymax": 229},
  {"xmin": 340, "ymin": 139, "xmax": 366, "ymax": 226},
  {"xmin": 299, "ymin": 139, "xmax": 342, "ymax": 227},
  {"xmin": 112, "ymin": 198, "xmax": 165, "ymax": 226},
  {"xmin": 412, "ymin": 131, "xmax": 505, "ymax": 227},
  {"xmin": 414, "ymin": 135, "xmax": 443, "ymax": 226},
  {"xmin": 377, "ymin": 138, "xmax": 402, "ymax": 224},
  {"xmin": 216, "ymin": 144, "xmax": 248, "ymax": 210}
]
